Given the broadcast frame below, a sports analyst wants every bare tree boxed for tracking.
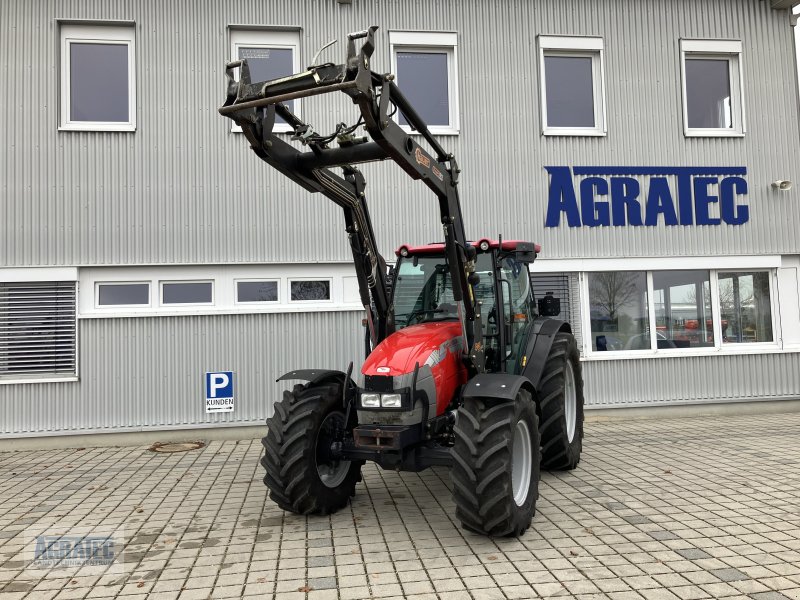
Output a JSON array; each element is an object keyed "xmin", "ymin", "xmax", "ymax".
[{"xmin": 589, "ymin": 272, "xmax": 642, "ymax": 319}]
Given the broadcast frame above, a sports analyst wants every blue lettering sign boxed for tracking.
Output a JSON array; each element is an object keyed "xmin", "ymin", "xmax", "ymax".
[
  {"xmin": 545, "ymin": 167, "xmax": 581, "ymax": 227},
  {"xmin": 579, "ymin": 177, "xmax": 610, "ymax": 227},
  {"xmin": 610, "ymin": 178, "xmax": 642, "ymax": 226},
  {"xmin": 544, "ymin": 167, "xmax": 749, "ymax": 227}
]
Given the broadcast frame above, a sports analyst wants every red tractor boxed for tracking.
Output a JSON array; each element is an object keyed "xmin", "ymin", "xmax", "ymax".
[{"xmin": 220, "ymin": 27, "xmax": 584, "ymax": 536}]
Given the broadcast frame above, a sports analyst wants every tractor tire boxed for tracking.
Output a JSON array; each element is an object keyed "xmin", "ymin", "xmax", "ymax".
[
  {"xmin": 261, "ymin": 381, "xmax": 362, "ymax": 515},
  {"xmin": 451, "ymin": 390, "xmax": 541, "ymax": 537},
  {"xmin": 539, "ymin": 332, "xmax": 585, "ymax": 471}
]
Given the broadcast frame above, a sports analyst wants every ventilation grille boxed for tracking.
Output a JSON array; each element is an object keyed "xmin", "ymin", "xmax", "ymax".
[
  {"xmin": 531, "ymin": 273, "xmax": 571, "ymax": 323},
  {"xmin": 0, "ymin": 282, "xmax": 77, "ymax": 377}
]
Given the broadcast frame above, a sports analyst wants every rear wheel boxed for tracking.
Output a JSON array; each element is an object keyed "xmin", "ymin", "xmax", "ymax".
[
  {"xmin": 539, "ymin": 332, "xmax": 585, "ymax": 470},
  {"xmin": 451, "ymin": 390, "xmax": 541, "ymax": 537},
  {"xmin": 261, "ymin": 381, "xmax": 362, "ymax": 515}
]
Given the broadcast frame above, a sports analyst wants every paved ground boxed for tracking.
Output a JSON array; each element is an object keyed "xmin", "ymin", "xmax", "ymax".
[{"xmin": 1, "ymin": 412, "xmax": 800, "ymax": 600}]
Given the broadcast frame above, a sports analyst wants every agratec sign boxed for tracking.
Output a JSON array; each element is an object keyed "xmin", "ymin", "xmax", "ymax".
[{"xmin": 544, "ymin": 166, "xmax": 748, "ymax": 227}]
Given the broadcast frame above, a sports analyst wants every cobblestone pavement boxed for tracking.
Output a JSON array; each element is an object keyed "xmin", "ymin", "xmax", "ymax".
[{"xmin": 1, "ymin": 412, "xmax": 800, "ymax": 600}]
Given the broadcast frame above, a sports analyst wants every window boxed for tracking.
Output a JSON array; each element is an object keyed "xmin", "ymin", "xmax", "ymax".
[
  {"xmin": 236, "ymin": 280, "xmax": 278, "ymax": 303},
  {"xmin": 230, "ymin": 28, "xmax": 301, "ymax": 133},
  {"xmin": 718, "ymin": 272, "xmax": 773, "ymax": 343},
  {"xmin": 680, "ymin": 39, "xmax": 745, "ymax": 136},
  {"xmin": 161, "ymin": 281, "xmax": 213, "ymax": 305},
  {"xmin": 59, "ymin": 24, "xmax": 135, "ymax": 131},
  {"xmin": 290, "ymin": 280, "xmax": 331, "ymax": 302},
  {"xmin": 0, "ymin": 282, "xmax": 76, "ymax": 379},
  {"xmin": 97, "ymin": 282, "xmax": 149, "ymax": 307},
  {"xmin": 389, "ymin": 31, "xmax": 459, "ymax": 134},
  {"xmin": 653, "ymin": 271, "xmax": 713, "ymax": 349},
  {"xmin": 586, "ymin": 268, "xmax": 776, "ymax": 355},
  {"xmin": 538, "ymin": 36, "xmax": 606, "ymax": 136},
  {"xmin": 588, "ymin": 272, "xmax": 649, "ymax": 351}
]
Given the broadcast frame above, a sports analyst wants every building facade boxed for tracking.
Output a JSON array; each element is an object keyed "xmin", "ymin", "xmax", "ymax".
[{"xmin": 2, "ymin": 0, "xmax": 799, "ymax": 437}]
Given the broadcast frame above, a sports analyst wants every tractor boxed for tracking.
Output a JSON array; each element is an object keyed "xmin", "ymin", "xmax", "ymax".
[{"xmin": 219, "ymin": 26, "xmax": 584, "ymax": 536}]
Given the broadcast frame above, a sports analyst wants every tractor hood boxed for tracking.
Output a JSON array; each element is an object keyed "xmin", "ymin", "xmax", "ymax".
[{"xmin": 362, "ymin": 321, "xmax": 464, "ymax": 377}]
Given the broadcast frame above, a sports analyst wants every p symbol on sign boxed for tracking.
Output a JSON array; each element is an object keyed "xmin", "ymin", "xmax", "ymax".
[
  {"xmin": 210, "ymin": 373, "xmax": 229, "ymax": 397},
  {"xmin": 205, "ymin": 371, "xmax": 234, "ymax": 400}
]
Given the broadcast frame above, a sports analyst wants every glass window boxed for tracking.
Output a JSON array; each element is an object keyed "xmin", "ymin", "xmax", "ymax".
[
  {"xmin": 290, "ymin": 280, "xmax": 330, "ymax": 302},
  {"xmin": 390, "ymin": 31, "xmax": 458, "ymax": 134},
  {"xmin": 237, "ymin": 46, "xmax": 294, "ymax": 123},
  {"xmin": 653, "ymin": 271, "xmax": 713, "ymax": 349},
  {"xmin": 544, "ymin": 56, "xmax": 595, "ymax": 128},
  {"xmin": 396, "ymin": 52, "xmax": 450, "ymax": 126},
  {"xmin": 162, "ymin": 282, "xmax": 213, "ymax": 305},
  {"xmin": 60, "ymin": 24, "xmax": 135, "ymax": 131},
  {"xmin": 237, "ymin": 280, "xmax": 278, "ymax": 303},
  {"xmin": 97, "ymin": 283, "xmax": 149, "ymax": 306},
  {"xmin": 685, "ymin": 59, "xmax": 731, "ymax": 129},
  {"xmin": 391, "ymin": 256, "xmax": 466, "ymax": 328},
  {"xmin": 230, "ymin": 28, "xmax": 300, "ymax": 132},
  {"xmin": 718, "ymin": 272, "xmax": 773, "ymax": 343},
  {"xmin": 588, "ymin": 272, "xmax": 649, "ymax": 351},
  {"xmin": 539, "ymin": 36, "xmax": 605, "ymax": 136},
  {"xmin": 681, "ymin": 40, "xmax": 744, "ymax": 136}
]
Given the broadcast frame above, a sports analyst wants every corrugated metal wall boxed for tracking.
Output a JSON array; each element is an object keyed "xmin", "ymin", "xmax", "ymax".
[
  {"xmin": 3, "ymin": 310, "xmax": 797, "ymax": 436},
  {"xmin": 1, "ymin": 0, "xmax": 798, "ymax": 267},
  {"xmin": 0, "ymin": 311, "xmax": 363, "ymax": 436},
  {"xmin": 1, "ymin": 0, "xmax": 799, "ymax": 435},
  {"xmin": 583, "ymin": 352, "xmax": 800, "ymax": 407}
]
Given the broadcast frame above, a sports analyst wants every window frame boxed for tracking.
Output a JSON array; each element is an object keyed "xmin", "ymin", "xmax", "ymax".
[
  {"xmin": 229, "ymin": 27, "xmax": 301, "ymax": 134},
  {"xmin": 160, "ymin": 280, "xmax": 215, "ymax": 307},
  {"xmin": 95, "ymin": 281, "xmax": 151, "ymax": 309},
  {"xmin": 389, "ymin": 30, "xmax": 459, "ymax": 136},
  {"xmin": 680, "ymin": 39, "xmax": 746, "ymax": 137},
  {"xmin": 581, "ymin": 265, "xmax": 779, "ymax": 359},
  {"xmin": 59, "ymin": 23, "xmax": 136, "ymax": 132},
  {"xmin": 538, "ymin": 35, "xmax": 606, "ymax": 137},
  {"xmin": 234, "ymin": 278, "xmax": 280, "ymax": 305},
  {"xmin": 288, "ymin": 277, "xmax": 333, "ymax": 304},
  {"xmin": 715, "ymin": 269, "xmax": 776, "ymax": 346}
]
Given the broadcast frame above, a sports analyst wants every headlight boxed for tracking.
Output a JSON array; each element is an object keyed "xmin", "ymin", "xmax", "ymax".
[
  {"xmin": 361, "ymin": 393, "xmax": 381, "ymax": 408},
  {"xmin": 381, "ymin": 393, "xmax": 402, "ymax": 408}
]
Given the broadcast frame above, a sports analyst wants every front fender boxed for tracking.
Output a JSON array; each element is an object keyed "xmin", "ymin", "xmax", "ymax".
[
  {"xmin": 461, "ymin": 373, "xmax": 535, "ymax": 405},
  {"xmin": 276, "ymin": 369, "xmax": 347, "ymax": 385}
]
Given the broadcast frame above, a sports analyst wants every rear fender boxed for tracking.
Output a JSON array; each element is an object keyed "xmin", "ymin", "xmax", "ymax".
[
  {"xmin": 461, "ymin": 373, "xmax": 537, "ymax": 411},
  {"xmin": 521, "ymin": 318, "xmax": 572, "ymax": 389}
]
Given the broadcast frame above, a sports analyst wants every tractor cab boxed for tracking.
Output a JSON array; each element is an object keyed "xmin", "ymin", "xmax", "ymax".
[{"xmin": 392, "ymin": 239, "xmax": 540, "ymax": 375}]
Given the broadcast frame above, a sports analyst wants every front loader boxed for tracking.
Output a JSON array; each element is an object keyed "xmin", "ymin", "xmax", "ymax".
[{"xmin": 219, "ymin": 26, "xmax": 585, "ymax": 536}]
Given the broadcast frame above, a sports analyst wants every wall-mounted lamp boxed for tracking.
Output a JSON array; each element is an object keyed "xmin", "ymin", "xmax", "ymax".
[{"xmin": 771, "ymin": 180, "xmax": 793, "ymax": 191}]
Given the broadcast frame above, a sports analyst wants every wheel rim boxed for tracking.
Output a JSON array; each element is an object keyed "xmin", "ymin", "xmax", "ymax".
[
  {"xmin": 565, "ymin": 360, "xmax": 577, "ymax": 443},
  {"xmin": 511, "ymin": 419, "xmax": 532, "ymax": 507},
  {"xmin": 315, "ymin": 412, "xmax": 351, "ymax": 488}
]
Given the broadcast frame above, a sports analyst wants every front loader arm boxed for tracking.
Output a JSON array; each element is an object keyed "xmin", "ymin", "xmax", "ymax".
[{"xmin": 219, "ymin": 26, "xmax": 484, "ymax": 372}]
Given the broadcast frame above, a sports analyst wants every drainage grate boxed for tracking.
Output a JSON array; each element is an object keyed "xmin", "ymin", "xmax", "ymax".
[{"xmin": 148, "ymin": 441, "xmax": 205, "ymax": 453}]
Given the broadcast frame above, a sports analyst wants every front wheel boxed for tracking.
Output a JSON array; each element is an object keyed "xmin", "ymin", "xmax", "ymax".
[
  {"xmin": 261, "ymin": 381, "xmax": 362, "ymax": 515},
  {"xmin": 451, "ymin": 390, "xmax": 541, "ymax": 537}
]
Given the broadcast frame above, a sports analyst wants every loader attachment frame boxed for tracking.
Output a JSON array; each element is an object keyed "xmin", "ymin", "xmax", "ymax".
[{"xmin": 219, "ymin": 26, "xmax": 485, "ymax": 372}]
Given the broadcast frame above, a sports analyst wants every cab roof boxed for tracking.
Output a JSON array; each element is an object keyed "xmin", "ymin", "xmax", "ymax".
[{"xmin": 395, "ymin": 238, "xmax": 541, "ymax": 257}]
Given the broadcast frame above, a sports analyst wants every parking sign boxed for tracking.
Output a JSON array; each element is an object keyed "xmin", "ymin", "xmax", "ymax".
[{"xmin": 205, "ymin": 371, "xmax": 234, "ymax": 413}]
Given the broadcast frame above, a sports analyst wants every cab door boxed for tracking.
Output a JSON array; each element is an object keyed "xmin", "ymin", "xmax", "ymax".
[{"xmin": 499, "ymin": 255, "xmax": 535, "ymax": 374}]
